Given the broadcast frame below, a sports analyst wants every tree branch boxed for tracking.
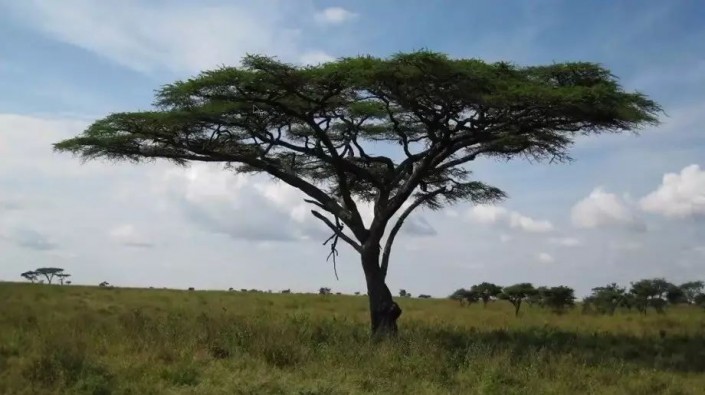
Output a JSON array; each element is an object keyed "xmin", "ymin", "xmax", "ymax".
[
  {"xmin": 380, "ymin": 187, "xmax": 446, "ymax": 278},
  {"xmin": 310, "ymin": 210, "xmax": 362, "ymax": 253}
]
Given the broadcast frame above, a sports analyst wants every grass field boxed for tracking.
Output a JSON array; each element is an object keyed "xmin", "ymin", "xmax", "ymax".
[{"xmin": 1, "ymin": 282, "xmax": 705, "ymax": 395}]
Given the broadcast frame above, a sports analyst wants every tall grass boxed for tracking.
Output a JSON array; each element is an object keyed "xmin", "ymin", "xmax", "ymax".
[{"xmin": 1, "ymin": 282, "xmax": 704, "ymax": 394}]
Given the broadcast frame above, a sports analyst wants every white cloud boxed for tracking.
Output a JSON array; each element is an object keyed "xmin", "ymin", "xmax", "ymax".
[
  {"xmin": 109, "ymin": 224, "xmax": 154, "ymax": 248},
  {"xmin": 571, "ymin": 187, "xmax": 644, "ymax": 231},
  {"xmin": 4, "ymin": 1, "xmax": 324, "ymax": 74},
  {"xmin": 467, "ymin": 204, "xmax": 553, "ymax": 233},
  {"xmin": 314, "ymin": 7, "xmax": 357, "ymax": 24},
  {"xmin": 467, "ymin": 204, "xmax": 508, "ymax": 224},
  {"xmin": 548, "ymin": 237, "xmax": 581, "ymax": 247},
  {"xmin": 639, "ymin": 164, "xmax": 705, "ymax": 218},
  {"xmin": 299, "ymin": 51, "xmax": 335, "ymax": 65},
  {"xmin": 537, "ymin": 252, "xmax": 555, "ymax": 264},
  {"xmin": 508, "ymin": 212, "xmax": 554, "ymax": 233}
]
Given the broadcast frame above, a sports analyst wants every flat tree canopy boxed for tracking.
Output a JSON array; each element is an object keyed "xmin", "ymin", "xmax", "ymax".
[{"xmin": 55, "ymin": 51, "xmax": 660, "ymax": 336}]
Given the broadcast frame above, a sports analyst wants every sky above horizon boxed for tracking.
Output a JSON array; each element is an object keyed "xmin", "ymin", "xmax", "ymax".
[{"xmin": 1, "ymin": 0, "xmax": 704, "ymax": 297}]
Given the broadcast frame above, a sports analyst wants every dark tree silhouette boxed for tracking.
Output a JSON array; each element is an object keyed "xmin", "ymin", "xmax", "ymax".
[
  {"xmin": 99, "ymin": 281, "xmax": 110, "ymax": 287},
  {"xmin": 34, "ymin": 268, "xmax": 64, "ymax": 285},
  {"xmin": 399, "ymin": 289, "xmax": 411, "ymax": 297},
  {"xmin": 319, "ymin": 287, "xmax": 331, "ymax": 295},
  {"xmin": 542, "ymin": 286, "xmax": 576, "ymax": 314},
  {"xmin": 630, "ymin": 278, "xmax": 672, "ymax": 314},
  {"xmin": 470, "ymin": 282, "xmax": 502, "ymax": 307},
  {"xmin": 54, "ymin": 51, "xmax": 660, "ymax": 336},
  {"xmin": 499, "ymin": 283, "xmax": 536, "ymax": 316},
  {"xmin": 418, "ymin": 294, "xmax": 432, "ymax": 299},
  {"xmin": 678, "ymin": 281, "xmax": 704, "ymax": 304},
  {"xmin": 20, "ymin": 271, "xmax": 38, "ymax": 283},
  {"xmin": 56, "ymin": 273, "xmax": 71, "ymax": 286},
  {"xmin": 449, "ymin": 288, "xmax": 479, "ymax": 306},
  {"xmin": 589, "ymin": 283, "xmax": 627, "ymax": 315}
]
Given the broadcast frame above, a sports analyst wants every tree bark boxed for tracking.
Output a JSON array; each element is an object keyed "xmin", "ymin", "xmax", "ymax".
[
  {"xmin": 361, "ymin": 245, "xmax": 401, "ymax": 337},
  {"xmin": 514, "ymin": 300, "xmax": 521, "ymax": 317}
]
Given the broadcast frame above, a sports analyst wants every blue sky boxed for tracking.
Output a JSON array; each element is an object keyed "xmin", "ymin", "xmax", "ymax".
[{"xmin": 1, "ymin": 0, "xmax": 704, "ymax": 297}]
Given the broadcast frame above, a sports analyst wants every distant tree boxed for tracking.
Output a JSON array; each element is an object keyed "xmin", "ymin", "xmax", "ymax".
[
  {"xmin": 188, "ymin": 287, "xmax": 195, "ymax": 291},
  {"xmin": 319, "ymin": 287, "xmax": 331, "ymax": 295},
  {"xmin": 449, "ymin": 288, "xmax": 478, "ymax": 306},
  {"xmin": 398, "ymin": 289, "xmax": 411, "ymax": 297},
  {"xmin": 666, "ymin": 285, "xmax": 687, "ymax": 305},
  {"xmin": 354, "ymin": 292, "xmax": 361, "ymax": 295},
  {"xmin": 678, "ymin": 281, "xmax": 704, "ymax": 304},
  {"xmin": 335, "ymin": 292, "xmax": 342, "ymax": 295},
  {"xmin": 418, "ymin": 294, "xmax": 432, "ymax": 299},
  {"xmin": 542, "ymin": 286, "xmax": 576, "ymax": 314},
  {"xmin": 630, "ymin": 278, "xmax": 672, "ymax": 314},
  {"xmin": 281, "ymin": 289, "xmax": 291, "ymax": 294},
  {"xmin": 240, "ymin": 288, "xmax": 248, "ymax": 292},
  {"xmin": 589, "ymin": 283, "xmax": 626, "ymax": 315},
  {"xmin": 55, "ymin": 51, "xmax": 660, "ymax": 336},
  {"xmin": 527, "ymin": 286, "xmax": 547, "ymax": 308},
  {"xmin": 34, "ymin": 267, "xmax": 64, "ymax": 284},
  {"xmin": 499, "ymin": 283, "xmax": 536, "ymax": 316},
  {"xmin": 99, "ymin": 281, "xmax": 110, "ymax": 287},
  {"xmin": 470, "ymin": 282, "xmax": 502, "ymax": 307},
  {"xmin": 66, "ymin": 281, "xmax": 72, "ymax": 285},
  {"xmin": 694, "ymin": 293, "xmax": 705, "ymax": 308},
  {"xmin": 20, "ymin": 271, "xmax": 38, "ymax": 283},
  {"xmin": 56, "ymin": 273, "xmax": 71, "ymax": 286}
]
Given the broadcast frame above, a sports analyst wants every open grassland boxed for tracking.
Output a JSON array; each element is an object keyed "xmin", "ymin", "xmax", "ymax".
[{"xmin": 1, "ymin": 283, "xmax": 705, "ymax": 395}]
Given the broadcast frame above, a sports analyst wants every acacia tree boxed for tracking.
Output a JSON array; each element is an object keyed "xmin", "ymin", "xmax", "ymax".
[
  {"xmin": 589, "ymin": 283, "xmax": 626, "ymax": 315},
  {"xmin": 20, "ymin": 271, "xmax": 38, "ymax": 283},
  {"xmin": 499, "ymin": 283, "xmax": 536, "ymax": 316},
  {"xmin": 470, "ymin": 282, "xmax": 502, "ymax": 307},
  {"xmin": 449, "ymin": 288, "xmax": 478, "ymax": 306},
  {"xmin": 57, "ymin": 273, "xmax": 71, "ymax": 286},
  {"xmin": 54, "ymin": 51, "xmax": 659, "ymax": 336},
  {"xmin": 542, "ymin": 286, "xmax": 576, "ymax": 314},
  {"xmin": 678, "ymin": 281, "xmax": 704, "ymax": 304},
  {"xmin": 34, "ymin": 268, "xmax": 64, "ymax": 285}
]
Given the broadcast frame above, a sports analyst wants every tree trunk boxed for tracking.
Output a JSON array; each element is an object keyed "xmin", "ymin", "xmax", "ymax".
[
  {"xmin": 361, "ymin": 245, "xmax": 401, "ymax": 337},
  {"xmin": 514, "ymin": 300, "xmax": 521, "ymax": 317}
]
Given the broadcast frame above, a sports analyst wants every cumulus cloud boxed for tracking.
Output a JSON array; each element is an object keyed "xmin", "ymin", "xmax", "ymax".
[
  {"xmin": 639, "ymin": 164, "xmax": 705, "ymax": 218},
  {"xmin": 571, "ymin": 187, "xmax": 645, "ymax": 231},
  {"xmin": 3, "ymin": 1, "xmax": 326, "ymax": 74},
  {"xmin": 314, "ymin": 7, "xmax": 357, "ymax": 24},
  {"xmin": 467, "ymin": 204, "xmax": 553, "ymax": 233},
  {"xmin": 109, "ymin": 224, "xmax": 154, "ymax": 248}
]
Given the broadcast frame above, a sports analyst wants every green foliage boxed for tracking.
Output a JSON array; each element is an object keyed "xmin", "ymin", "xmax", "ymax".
[
  {"xmin": 542, "ymin": 286, "xmax": 576, "ymax": 314},
  {"xmin": 679, "ymin": 281, "xmax": 704, "ymax": 304},
  {"xmin": 630, "ymin": 278, "xmax": 674, "ymax": 314},
  {"xmin": 449, "ymin": 288, "xmax": 479, "ymax": 305},
  {"xmin": 499, "ymin": 283, "xmax": 536, "ymax": 316},
  {"xmin": 470, "ymin": 282, "xmax": 503, "ymax": 307},
  {"xmin": 587, "ymin": 283, "xmax": 626, "ymax": 315}
]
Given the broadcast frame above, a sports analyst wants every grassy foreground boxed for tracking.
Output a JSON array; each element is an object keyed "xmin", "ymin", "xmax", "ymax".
[{"xmin": 1, "ymin": 283, "xmax": 705, "ymax": 395}]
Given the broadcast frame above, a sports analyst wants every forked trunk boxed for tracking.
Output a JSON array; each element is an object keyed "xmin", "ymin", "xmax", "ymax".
[{"xmin": 361, "ymin": 246, "xmax": 401, "ymax": 337}]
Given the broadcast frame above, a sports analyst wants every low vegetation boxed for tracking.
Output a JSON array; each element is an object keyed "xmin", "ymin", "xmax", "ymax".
[{"xmin": 2, "ymin": 282, "xmax": 705, "ymax": 394}]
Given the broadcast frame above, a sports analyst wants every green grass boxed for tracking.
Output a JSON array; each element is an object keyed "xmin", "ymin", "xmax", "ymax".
[{"xmin": 1, "ymin": 283, "xmax": 705, "ymax": 394}]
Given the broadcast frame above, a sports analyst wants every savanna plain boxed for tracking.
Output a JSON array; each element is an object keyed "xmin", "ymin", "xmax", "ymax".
[{"xmin": 1, "ymin": 282, "xmax": 705, "ymax": 395}]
